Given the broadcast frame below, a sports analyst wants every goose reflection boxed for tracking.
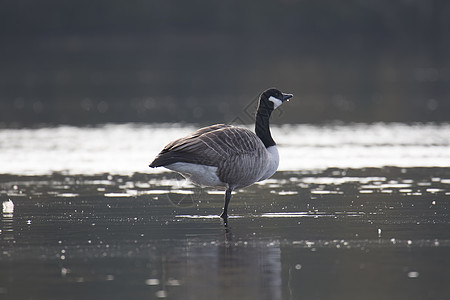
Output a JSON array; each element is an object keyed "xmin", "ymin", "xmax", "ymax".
[{"xmin": 153, "ymin": 232, "xmax": 282, "ymax": 299}]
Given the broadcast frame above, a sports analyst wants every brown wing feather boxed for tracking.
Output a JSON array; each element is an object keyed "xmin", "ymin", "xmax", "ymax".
[{"xmin": 149, "ymin": 124, "xmax": 264, "ymax": 168}]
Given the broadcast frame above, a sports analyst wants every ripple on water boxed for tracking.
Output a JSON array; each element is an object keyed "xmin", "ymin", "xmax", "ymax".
[
  {"xmin": 57, "ymin": 193, "xmax": 79, "ymax": 197},
  {"xmin": 311, "ymin": 190, "xmax": 343, "ymax": 195}
]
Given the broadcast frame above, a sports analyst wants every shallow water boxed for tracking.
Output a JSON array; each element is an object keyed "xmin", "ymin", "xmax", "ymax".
[{"xmin": 1, "ymin": 124, "xmax": 450, "ymax": 299}]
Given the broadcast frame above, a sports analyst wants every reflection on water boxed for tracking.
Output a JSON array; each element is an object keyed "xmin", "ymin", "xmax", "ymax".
[
  {"xmin": 0, "ymin": 167, "xmax": 449, "ymax": 299},
  {"xmin": 1, "ymin": 199, "xmax": 14, "ymax": 241},
  {"xmin": 0, "ymin": 123, "xmax": 449, "ymax": 175}
]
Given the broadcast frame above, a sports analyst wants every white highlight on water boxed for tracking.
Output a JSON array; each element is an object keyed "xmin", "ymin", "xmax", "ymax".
[
  {"xmin": 407, "ymin": 271, "xmax": 419, "ymax": 278},
  {"xmin": 1, "ymin": 123, "xmax": 449, "ymax": 175},
  {"xmin": 2, "ymin": 199, "xmax": 14, "ymax": 214}
]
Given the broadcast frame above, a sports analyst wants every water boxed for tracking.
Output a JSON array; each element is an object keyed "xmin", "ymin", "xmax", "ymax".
[
  {"xmin": 1, "ymin": 123, "xmax": 449, "ymax": 174},
  {"xmin": 1, "ymin": 123, "xmax": 450, "ymax": 299}
]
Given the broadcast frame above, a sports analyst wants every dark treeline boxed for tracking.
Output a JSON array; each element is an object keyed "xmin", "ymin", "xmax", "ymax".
[{"xmin": 0, "ymin": 0, "xmax": 449, "ymax": 125}]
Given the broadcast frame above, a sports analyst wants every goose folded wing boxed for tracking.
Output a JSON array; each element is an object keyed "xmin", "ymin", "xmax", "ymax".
[{"xmin": 149, "ymin": 125, "xmax": 262, "ymax": 168}]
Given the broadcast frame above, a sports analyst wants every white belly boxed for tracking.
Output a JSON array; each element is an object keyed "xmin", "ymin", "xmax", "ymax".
[{"xmin": 165, "ymin": 162, "xmax": 226, "ymax": 188}]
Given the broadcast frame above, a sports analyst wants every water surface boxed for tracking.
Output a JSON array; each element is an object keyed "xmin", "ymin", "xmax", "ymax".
[
  {"xmin": 1, "ymin": 123, "xmax": 449, "ymax": 174},
  {"xmin": 1, "ymin": 124, "xmax": 450, "ymax": 299}
]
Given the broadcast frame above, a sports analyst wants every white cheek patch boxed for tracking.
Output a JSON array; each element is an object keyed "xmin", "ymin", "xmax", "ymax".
[{"xmin": 268, "ymin": 96, "xmax": 283, "ymax": 109}]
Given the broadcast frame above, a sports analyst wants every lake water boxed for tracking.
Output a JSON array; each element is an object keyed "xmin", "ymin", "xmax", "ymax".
[{"xmin": 1, "ymin": 123, "xmax": 450, "ymax": 299}]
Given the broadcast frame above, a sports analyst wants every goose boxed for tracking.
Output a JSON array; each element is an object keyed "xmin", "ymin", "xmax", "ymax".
[{"xmin": 149, "ymin": 88, "xmax": 293, "ymax": 222}]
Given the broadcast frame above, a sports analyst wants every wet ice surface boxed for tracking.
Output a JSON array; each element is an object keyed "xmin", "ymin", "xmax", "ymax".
[
  {"xmin": 1, "ymin": 123, "xmax": 450, "ymax": 299},
  {"xmin": 1, "ymin": 168, "xmax": 450, "ymax": 300}
]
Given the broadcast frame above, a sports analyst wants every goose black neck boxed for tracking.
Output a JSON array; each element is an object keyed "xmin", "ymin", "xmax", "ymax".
[{"xmin": 255, "ymin": 105, "xmax": 275, "ymax": 148}]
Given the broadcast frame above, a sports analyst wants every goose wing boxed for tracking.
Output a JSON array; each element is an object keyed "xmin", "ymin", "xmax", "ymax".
[{"xmin": 149, "ymin": 124, "xmax": 264, "ymax": 168}]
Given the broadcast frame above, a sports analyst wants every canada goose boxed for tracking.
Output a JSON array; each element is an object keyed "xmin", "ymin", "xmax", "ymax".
[{"xmin": 149, "ymin": 88, "xmax": 293, "ymax": 222}]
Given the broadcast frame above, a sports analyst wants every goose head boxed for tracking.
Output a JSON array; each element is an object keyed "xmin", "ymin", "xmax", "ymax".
[{"xmin": 258, "ymin": 88, "xmax": 293, "ymax": 111}]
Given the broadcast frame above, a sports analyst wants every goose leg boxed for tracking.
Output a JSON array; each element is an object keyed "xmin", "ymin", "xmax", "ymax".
[{"xmin": 220, "ymin": 189, "xmax": 232, "ymax": 221}]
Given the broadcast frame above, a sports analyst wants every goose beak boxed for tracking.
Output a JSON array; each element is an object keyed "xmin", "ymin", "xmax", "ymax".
[{"xmin": 282, "ymin": 93, "xmax": 293, "ymax": 102}]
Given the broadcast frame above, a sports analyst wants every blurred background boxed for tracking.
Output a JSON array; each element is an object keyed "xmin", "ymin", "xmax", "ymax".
[{"xmin": 0, "ymin": 0, "xmax": 449, "ymax": 125}]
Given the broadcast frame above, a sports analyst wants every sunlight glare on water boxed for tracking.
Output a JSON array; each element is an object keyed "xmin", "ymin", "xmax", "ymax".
[{"xmin": 0, "ymin": 123, "xmax": 449, "ymax": 175}]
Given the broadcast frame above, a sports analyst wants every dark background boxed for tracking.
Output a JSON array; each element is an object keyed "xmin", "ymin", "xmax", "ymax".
[{"xmin": 1, "ymin": 0, "xmax": 449, "ymax": 125}]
